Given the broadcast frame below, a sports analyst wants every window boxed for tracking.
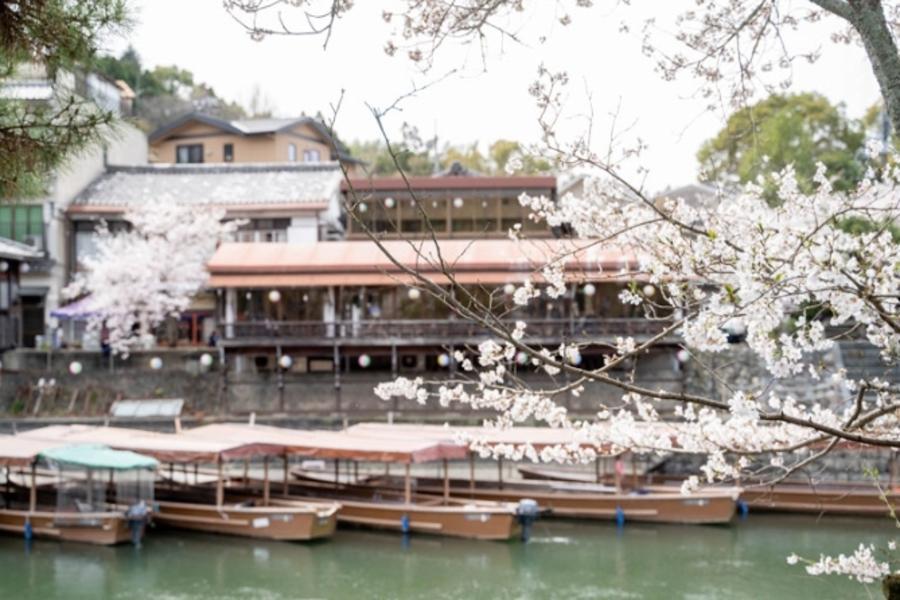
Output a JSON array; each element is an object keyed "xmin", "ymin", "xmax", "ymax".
[
  {"xmin": 288, "ymin": 143, "xmax": 297, "ymax": 162},
  {"xmin": 303, "ymin": 149, "xmax": 321, "ymax": 162},
  {"xmin": 233, "ymin": 218, "xmax": 290, "ymax": 243},
  {"xmin": 0, "ymin": 205, "xmax": 44, "ymax": 249},
  {"xmin": 175, "ymin": 144, "xmax": 204, "ymax": 164},
  {"xmin": 223, "ymin": 143, "xmax": 234, "ymax": 162}
]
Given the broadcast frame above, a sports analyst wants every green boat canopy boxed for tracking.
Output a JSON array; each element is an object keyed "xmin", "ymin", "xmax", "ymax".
[{"xmin": 39, "ymin": 444, "xmax": 158, "ymax": 471}]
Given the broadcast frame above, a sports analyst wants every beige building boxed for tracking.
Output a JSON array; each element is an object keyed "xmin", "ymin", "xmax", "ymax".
[{"xmin": 148, "ymin": 113, "xmax": 361, "ymax": 172}]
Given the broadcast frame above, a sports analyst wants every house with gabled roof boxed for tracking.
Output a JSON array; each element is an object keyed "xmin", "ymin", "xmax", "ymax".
[{"xmin": 148, "ymin": 112, "xmax": 361, "ymax": 172}]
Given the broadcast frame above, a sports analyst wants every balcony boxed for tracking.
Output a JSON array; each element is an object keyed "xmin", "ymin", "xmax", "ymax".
[{"xmin": 222, "ymin": 317, "xmax": 674, "ymax": 347}]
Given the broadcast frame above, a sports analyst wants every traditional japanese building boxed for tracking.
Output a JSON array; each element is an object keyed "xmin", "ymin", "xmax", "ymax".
[{"xmin": 206, "ymin": 173, "xmax": 680, "ymax": 414}]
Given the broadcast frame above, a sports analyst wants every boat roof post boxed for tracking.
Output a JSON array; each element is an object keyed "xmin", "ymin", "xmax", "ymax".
[
  {"xmin": 215, "ymin": 458, "xmax": 224, "ymax": 508},
  {"xmin": 263, "ymin": 456, "xmax": 270, "ymax": 507},
  {"xmin": 442, "ymin": 459, "xmax": 449, "ymax": 504},
  {"xmin": 468, "ymin": 452, "xmax": 475, "ymax": 497},
  {"xmin": 404, "ymin": 462, "xmax": 411, "ymax": 505},
  {"xmin": 282, "ymin": 453, "xmax": 289, "ymax": 496},
  {"xmin": 497, "ymin": 455, "xmax": 504, "ymax": 490},
  {"xmin": 28, "ymin": 461, "xmax": 36, "ymax": 513}
]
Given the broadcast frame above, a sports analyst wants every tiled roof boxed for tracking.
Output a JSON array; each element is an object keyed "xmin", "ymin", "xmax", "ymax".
[
  {"xmin": 0, "ymin": 237, "xmax": 42, "ymax": 261},
  {"xmin": 70, "ymin": 163, "xmax": 343, "ymax": 212}
]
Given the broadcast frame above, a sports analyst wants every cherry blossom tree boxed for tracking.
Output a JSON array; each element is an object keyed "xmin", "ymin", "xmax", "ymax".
[{"xmin": 64, "ymin": 203, "xmax": 238, "ymax": 356}]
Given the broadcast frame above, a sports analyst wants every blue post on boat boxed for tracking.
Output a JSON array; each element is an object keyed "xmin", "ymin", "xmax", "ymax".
[
  {"xmin": 23, "ymin": 519, "xmax": 32, "ymax": 541},
  {"xmin": 615, "ymin": 506, "xmax": 625, "ymax": 528},
  {"xmin": 400, "ymin": 513, "xmax": 410, "ymax": 534},
  {"xmin": 737, "ymin": 499, "xmax": 749, "ymax": 519},
  {"xmin": 516, "ymin": 499, "xmax": 540, "ymax": 541}
]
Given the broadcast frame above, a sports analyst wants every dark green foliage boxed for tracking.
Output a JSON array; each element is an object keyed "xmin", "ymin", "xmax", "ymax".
[
  {"xmin": 697, "ymin": 93, "xmax": 866, "ymax": 197},
  {"xmin": 0, "ymin": 0, "xmax": 129, "ymax": 197},
  {"xmin": 94, "ymin": 47, "xmax": 247, "ymax": 131}
]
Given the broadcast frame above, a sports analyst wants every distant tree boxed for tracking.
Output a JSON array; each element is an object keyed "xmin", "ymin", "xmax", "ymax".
[
  {"xmin": 0, "ymin": 0, "xmax": 129, "ymax": 197},
  {"xmin": 697, "ymin": 93, "xmax": 866, "ymax": 195}
]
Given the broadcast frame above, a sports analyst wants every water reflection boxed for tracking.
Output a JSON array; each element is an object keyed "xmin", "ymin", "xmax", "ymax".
[{"xmin": 0, "ymin": 515, "xmax": 892, "ymax": 600}]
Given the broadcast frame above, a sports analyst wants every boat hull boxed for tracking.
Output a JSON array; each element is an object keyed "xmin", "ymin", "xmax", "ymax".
[
  {"xmin": 153, "ymin": 500, "xmax": 338, "ymax": 541},
  {"xmin": 0, "ymin": 509, "xmax": 137, "ymax": 545},
  {"xmin": 740, "ymin": 485, "xmax": 899, "ymax": 516}
]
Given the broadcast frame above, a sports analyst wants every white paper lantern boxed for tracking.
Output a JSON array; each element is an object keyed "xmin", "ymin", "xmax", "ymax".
[
  {"xmin": 452, "ymin": 197, "xmax": 464, "ymax": 209},
  {"xmin": 268, "ymin": 290, "xmax": 282, "ymax": 303},
  {"xmin": 357, "ymin": 354, "xmax": 372, "ymax": 368},
  {"xmin": 503, "ymin": 283, "xmax": 516, "ymax": 296},
  {"xmin": 68, "ymin": 361, "xmax": 83, "ymax": 375},
  {"xmin": 437, "ymin": 353, "xmax": 451, "ymax": 368},
  {"xmin": 278, "ymin": 355, "xmax": 293, "ymax": 369},
  {"xmin": 407, "ymin": 288, "xmax": 421, "ymax": 301},
  {"xmin": 515, "ymin": 351, "xmax": 529, "ymax": 366},
  {"xmin": 358, "ymin": 202, "xmax": 368, "ymax": 213},
  {"xmin": 0, "ymin": 261, "xmax": 9, "ymax": 273},
  {"xmin": 149, "ymin": 357, "xmax": 163, "ymax": 370},
  {"xmin": 642, "ymin": 284, "xmax": 656, "ymax": 298},
  {"xmin": 199, "ymin": 353, "xmax": 214, "ymax": 367},
  {"xmin": 19, "ymin": 262, "xmax": 30, "ymax": 274},
  {"xmin": 384, "ymin": 197, "xmax": 395, "ymax": 209},
  {"xmin": 676, "ymin": 349, "xmax": 690, "ymax": 363},
  {"xmin": 583, "ymin": 283, "xmax": 596, "ymax": 296}
]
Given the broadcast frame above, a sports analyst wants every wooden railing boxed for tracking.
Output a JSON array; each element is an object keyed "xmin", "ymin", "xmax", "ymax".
[{"xmin": 224, "ymin": 318, "xmax": 671, "ymax": 342}]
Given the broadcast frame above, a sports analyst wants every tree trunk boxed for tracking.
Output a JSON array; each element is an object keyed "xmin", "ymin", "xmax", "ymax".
[{"xmin": 846, "ymin": 1, "xmax": 900, "ymax": 136}]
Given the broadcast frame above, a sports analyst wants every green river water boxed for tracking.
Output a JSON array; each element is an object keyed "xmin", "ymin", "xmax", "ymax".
[{"xmin": 0, "ymin": 514, "xmax": 892, "ymax": 599}]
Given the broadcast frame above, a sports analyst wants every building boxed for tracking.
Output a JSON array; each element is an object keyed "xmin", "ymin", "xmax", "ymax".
[
  {"xmin": 148, "ymin": 113, "xmax": 362, "ymax": 173},
  {"xmin": 0, "ymin": 238, "xmax": 43, "ymax": 349},
  {"xmin": 1, "ymin": 63, "xmax": 148, "ymax": 347},
  {"xmin": 67, "ymin": 162, "xmax": 344, "ymax": 346},
  {"xmin": 205, "ymin": 172, "xmax": 680, "ymax": 414}
]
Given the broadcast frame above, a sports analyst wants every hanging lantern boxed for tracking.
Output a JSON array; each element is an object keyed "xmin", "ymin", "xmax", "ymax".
[
  {"xmin": 503, "ymin": 283, "xmax": 516, "ymax": 296},
  {"xmin": 642, "ymin": 284, "xmax": 656, "ymax": 298},
  {"xmin": 358, "ymin": 202, "xmax": 368, "ymax": 213},
  {"xmin": 515, "ymin": 351, "xmax": 529, "ymax": 366},
  {"xmin": 384, "ymin": 197, "xmax": 396, "ymax": 209},
  {"xmin": 676, "ymin": 349, "xmax": 690, "ymax": 363},
  {"xmin": 437, "ymin": 353, "xmax": 451, "ymax": 368},
  {"xmin": 268, "ymin": 290, "xmax": 282, "ymax": 303},
  {"xmin": 452, "ymin": 197, "xmax": 464, "ymax": 209},
  {"xmin": 583, "ymin": 283, "xmax": 596, "ymax": 296},
  {"xmin": 0, "ymin": 261, "xmax": 9, "ymax": 273},
  {"xmin": 407, "ymin": 288, "xmax": 421, "ymax": 301},
  {"xmin": 19, "ymin": 262, "xmax": 30, "ymax": 274},
  {"xmin": 68, "ymin": 361, "xmax": 83, "ymax": 375},
  {"xmin": 358, "ymin": 354, "xmax": 372, "ymax": 368},
  {"xmin": 199, "ymin": 353, "xmax": 214, "ymax": 368},
  {"xmin": 279, "ymin": 355, "xmax": 293, "ymax": 369},
  {"xmin": 149, "ymin": 357, "xmax": 163, "ymax": 370}
]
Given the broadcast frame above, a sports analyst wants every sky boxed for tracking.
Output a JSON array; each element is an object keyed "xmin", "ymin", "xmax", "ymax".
[{"xmin": 106, "ymin": 1, "xmax": 883, "ymax": 192}]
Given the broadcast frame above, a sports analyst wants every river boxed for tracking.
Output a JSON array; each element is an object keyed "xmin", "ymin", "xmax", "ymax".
[{"xmin": 0, "ymin": 514, "xmax": 891, "ymax": 599}]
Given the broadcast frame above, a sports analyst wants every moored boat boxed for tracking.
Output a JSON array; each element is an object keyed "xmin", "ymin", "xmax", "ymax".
[
  {"xmin": 19, "ymin": 425, "xmax": 340, "ymax": 542},
  {"xmin": 0, "ymin": 435, "xmax": 157, "ymax": 545},
  {"xmin": 183, "ymin": 423, "xmax": 531, "ymax": 541}
]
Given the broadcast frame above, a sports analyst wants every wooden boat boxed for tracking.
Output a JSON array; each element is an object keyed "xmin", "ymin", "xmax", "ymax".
[
  {"xmin": 19, "ymin": 425, "xmax": 341, "ymax": 542},
  {"xmin": 342, "ymin": 423, "xmax": 738, "ymax": 525},
  {"xmin": 183, "ymin": 423, "xmax": 530, "ymax": 541},
  {"xmin": 326, "ymin": 471, "xmax": 738, "ymax": 525},
  {"xmin": 520, "ymin": 464, "xmax": 899, "ymax": 518},
  {"xmin": 0, "ymin": 435, "xmax": 156, "ymax": 545}
]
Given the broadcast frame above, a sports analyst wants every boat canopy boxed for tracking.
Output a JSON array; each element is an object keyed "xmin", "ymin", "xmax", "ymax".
[
  {"xmin": 184, "ymin": 423, "xmax": 468, "ymax": 464},
  {"xmin": 0, "ymin": 435, "xmax": 64, "ymax": 467},
  {"xmin": 346, "ymin": 422, "xmax": 624, "ymax": 453},
  {"xmin": 18, "ymin": 425, "xmax": 287, "ymax": 464},
  {"xmin": 39, "ymin": 444, "xmax": 158, "ymax": 471}
]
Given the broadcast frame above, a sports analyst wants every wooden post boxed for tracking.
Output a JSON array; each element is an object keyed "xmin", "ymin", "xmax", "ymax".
[
  {"xmin": 469, "ymin": 452, "xmax": 475, "ymax": 497},
  {"xmin": 86, "ymin": 469, "xmax": 94, "ymax": 506},
  {"xmin": 283, "ymin": 455, "xmax": 289, "ymax": 495},
  {"xmin": 353, "ymin": 461, "xmax": 359, "ymax": 484},
  {"xmin": 334, "ymin": 459, "xmax": 340, "ymax": 486},
  {"xmin": 194, "ymin": 463, "xmax": 199, "ymax": 485},
  {"xmin": 263, "ymin": 457, "xmax": 270, "ymax": 506},
  {"xmin": 28, "ymin": 463, "xmax": 36, "ymax": 513},
  {"xmin": 442, "ymin": 459, "xmax": 449, "ymax": 504},
  {"xmin": 404, "ymin": 463, "xmax": 411, "ymax": 505},
  {"xmin": 215, "ymin": 460, "xmax": 224, "ymax": 508},
  {"xmin": 630, "ymin": 453, "xmax": 638, "ymax": 489},
  {"xmin": 595, "ymin": 457, "xmax": 600, "ymax": 483},
  {"xmin": 614, "ymin": 456, "xmax": 623, "ymax": 494},
  {"xmin": 243, "ymin": 460, "xmax": 249, "ymax": 483},
  {"xmin": 169, "ymin": 463, "xmax": 174, "ymax": 490},
  {"xmin": 497, "ymin": 456, "xmax": 504, "ymax": 490}
]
